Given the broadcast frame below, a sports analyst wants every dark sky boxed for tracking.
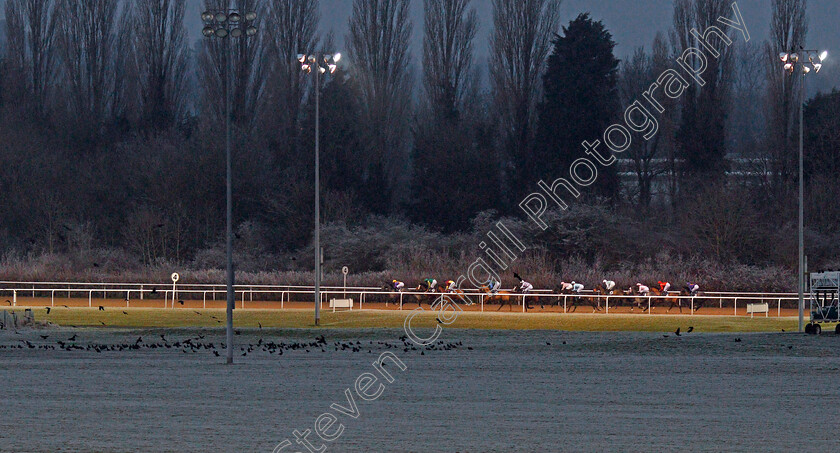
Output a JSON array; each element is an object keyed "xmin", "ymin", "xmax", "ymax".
[{"xmin": 185, "ymin": 0, "xmax": 840, "ymax": 93}]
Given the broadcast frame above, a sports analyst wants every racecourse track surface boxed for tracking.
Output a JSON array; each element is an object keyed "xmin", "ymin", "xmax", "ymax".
[{"xmin": 0, "ymin": 328, "xmax": 837, "ymax": 452}]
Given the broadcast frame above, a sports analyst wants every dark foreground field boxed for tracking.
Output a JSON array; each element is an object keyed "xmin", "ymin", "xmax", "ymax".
[{"xmin": 1, "ymin": 328, "xmax": 837, "ymax": 452}]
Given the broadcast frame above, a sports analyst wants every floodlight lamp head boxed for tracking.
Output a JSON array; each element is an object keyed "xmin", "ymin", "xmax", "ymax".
[
  {"xmin": 813, "ymin": 63, "xmax": 822, "ymax": 73},
  {"xmin": 201, "ymin": 11, "xmax": 215, "ymax": 23},
  {"xmin": 779, "ymin": 52, "xmax": 789, "ymax": 62},
  {"xmin": 820, "ymin": 50, "xmax": 828, "ymax": 61},
  {"xmin": 214, "ymin": 12, "xmax": 227, "ymax": 23},
  {"xmin": 297, "ymin": 54, "xmax": 307, "ymax": 63},
  {"xmin": 790, "ymin": 53, "xmax": 799, "ymax": 63},
  {"xmin": 245, "ymin": 12, "xmax": 257, "ymax": 21},
  {"xmin": 246, "ymin": 26, "xmax": 257, "ymax": 36},
  {"xmin": 328, "ymin": 64, "xmax": 337, "ymax": 74},
  {"xmin": 202, "ymin": 26, "xmax": 214, "ymax": 37},
  {"xmin": 802, "ymin": 65, "xmax": 811, "ymax": 74}
]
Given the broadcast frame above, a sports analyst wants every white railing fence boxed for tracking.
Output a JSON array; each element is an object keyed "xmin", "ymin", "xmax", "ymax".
[{"xmin": 0, "ymin": 281, "xmax": 801, "ymax": 316}]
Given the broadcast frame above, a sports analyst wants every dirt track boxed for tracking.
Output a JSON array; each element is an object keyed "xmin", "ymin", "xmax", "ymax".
[{"xmin": 5, "ymin": 295, "xmax": 802, "ymax": 317}]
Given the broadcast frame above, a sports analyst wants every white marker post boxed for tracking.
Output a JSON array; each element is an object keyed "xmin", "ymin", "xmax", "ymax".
[
  {"xmin": 171, "ymin": 273, "xmax": 179, "ymax": 309},
  {"xmin": 342, "ymin": 266, "xmax": 349, "ymax": 299}
]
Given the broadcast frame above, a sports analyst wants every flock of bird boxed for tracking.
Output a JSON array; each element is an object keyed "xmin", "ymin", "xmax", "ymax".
[{"xmin": 0, "ymin": 331, "xmax": 469, "ymax": 357}]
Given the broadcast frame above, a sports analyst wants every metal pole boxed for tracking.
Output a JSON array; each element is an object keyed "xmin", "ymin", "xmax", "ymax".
[
  {"xmin": 798, "ymin": 70, "xmax": 805, "ymax": 333},
  {"xmin": 314, "ymin": 58, "xmax": 321, "ymax": 326},
  {"xmin": 225, "ymin": 36, "xmax": 235, "ymax": 365}
]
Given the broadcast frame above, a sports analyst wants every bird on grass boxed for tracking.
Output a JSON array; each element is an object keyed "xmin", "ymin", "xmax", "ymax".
[
  {"xmin": 68, "ymin": 334, "xmax": 77, "ymax": 341},
  {"xmin": 687, "ymin": 326, "xmax": 694, "ymax": 333},
  {"xmin": 194, "ymin": 311, "xmax": 201, "ymax": 316},
  {"xmin": 675, "ymin": 327, "xmax": 681, "ymax": 336},
  {"xmin": 178, "ymin": 300, "xmax": 184, "ymax": 305},
  {"xmin": 98, "ymin": 306, "xmax": 104, "ymax": 311},
  {"xmin": 258, "ymin": 322, "xmax": 262, "ymax": 330},
  {"xmin": 734, "ymin": 338, "xmax": 742, "ymax": 342},
  {"xmin": 5, "ymin": 300, "xmax": 10, "ymax": 306},
  {"xmin": 45, "ymin": 307, "xmax": 51, "ymax": 314},
  {"xmin": 40, "ymin": 335, "xmax": 49, "ymax": 340},
  {"xmin": 234, "ymin": 330, "xmax": 241, "ymax": 335},
  {"xmin": 213, "ymin": 350, "xmax": 219, "ymax": 357},
  {"xmin": 123, "ymin": 311, "xmax": 128, "ymax": 315}
]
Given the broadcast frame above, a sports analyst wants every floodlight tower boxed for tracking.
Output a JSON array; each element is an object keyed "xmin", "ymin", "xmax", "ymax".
[
  {"xmin": 201, "ymin": 8, "xmax": 258, "ymax": 364},
  {"xmin": 297, "ymin": 52, "xmax": 340, "ymax": 326},
  {"xmin": 778, "ymin": 49, "xmax": 828, "ymax": 333}
]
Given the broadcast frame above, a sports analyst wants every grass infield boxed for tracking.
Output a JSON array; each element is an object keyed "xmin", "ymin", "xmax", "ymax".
[{"xmin": 5, "ymin": 307, "xmax": 800, "ymax": 332}]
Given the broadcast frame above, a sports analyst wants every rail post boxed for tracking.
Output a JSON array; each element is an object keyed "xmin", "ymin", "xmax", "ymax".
[
  {"xmin": 480, "ymin": 294, "xmax": 484, "ymax": 312},
  {"xmin": 400, "ymin": 292, "xmax": 403, "ymax": 310},
  {"xmin": 51, "ymin": 290, "xmax": 55, "ymax": 307},
  {"xmin": 88, "ymin": 290, "xmax": 92, "ymax": 308},
  {"xmin": 691, "ymin": 297, "xmax": 694, "ymax": 315},
  {"xmin": 203, "ymin": 291, "xmax": 207, "ymax": 309},
  {"xmin": 563, "ymin": 295, "xmax": 567, "ymax": 313},
  {"xmin": 140, "ymin": 284, "xmax": 144, "ymax": 300},
  {"xmin": 522, "ymin": 295, "xmax": 526, "ymax": 313},
  {"xmin": 734, "ymin": 298, "xmax": 737, "ymax": 316},
  {"xmin": 778, "ymin": 298, "xmax": 781, "ymax": 317},
  {"xmin": 605, "ymin": 296, "xmax": 609, "ymax": 314},
  {"xmin": 648, "ymin": 296, "xmax": 651, "ymax": 314},
  {"xmin": 13, "ymin": 289, "xmax": 16, "ymax": 306}
]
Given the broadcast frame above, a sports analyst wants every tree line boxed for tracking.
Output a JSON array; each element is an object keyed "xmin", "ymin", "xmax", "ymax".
[{"xmin": 0, "ymin": 0, "xmax": 838, "ymax": 279}]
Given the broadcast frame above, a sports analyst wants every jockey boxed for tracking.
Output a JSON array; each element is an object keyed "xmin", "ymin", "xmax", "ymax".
[
  {"xmin": 423, "ymin": 278, "xmax": 437, "ymax": 292},
  {"xmin": 489, "ymin": 277, "xmax": 502, "ymax": 294},
  {"xmin": 636, "ymin": 283, "xmax": 650, "ymax": 295},
  {"xmin": 686, "ymin": 282, "xmax": 700, "ymax": 295},
  {"xmin": 445, "ymin": 279, "xmax": 457, "ymax": 292},
  {"xmin": 571, "ymin": 281, "xmax": 584, "ymax": 293},
  {"xmin": 559, "ymin": 281, "xmax": 573, "ymax": 292},
  {"xmin": 392, "ymin": 279, "xmax": 405, "ymax": 291},
  {"xmin": 518, "ymin": 280, "xmax": 534, "ymax": 293},
  {"xmin": 602, "ymin": 279, "xmax": 616, "ymax": 291},
  {"xmin": 658, "ymin": 281, "xmax": 671, "ymax": 293}
]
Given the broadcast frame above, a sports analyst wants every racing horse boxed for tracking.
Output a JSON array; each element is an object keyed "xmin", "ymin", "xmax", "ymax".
[
  {"xmin": 559, "ymin": 286, "xmax": 601, "ymax": 312},
  {"xmin": 478, "ymin": 285, "xmax": 530, "ymax": 311}
]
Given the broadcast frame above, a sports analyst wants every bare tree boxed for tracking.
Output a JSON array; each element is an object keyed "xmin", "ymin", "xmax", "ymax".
[
  {"xmin": 264, "ymin": 0, "xmax": 320, "ymax": 161},
  {"xmin": 489, "ymin": 0, "xmax": 561, "ymax": 200},
  {"xmin": 729, "ymin": 40, "xmax": 767, "ymax": 162},
  {"xmin": 198, "ymin": 0, "xmax": 268, "ymax": 131},
  {"xmin": 422, "ymin": 0, "xmax": 477, "ymax": 121},
  {"xmin": 764, "ymin": 0, "xmax": 807, "ymax": 200},
  {"xmin": 126, "ymin": 0, "xmax": 189, "ymax": 129},
  {"xmin": 4, "ymin": 0, "xmax": 59, "ymax": 118},
  {"xmin": 620, "ymin": 46, "xmax": 666, "ymax": 208},
  {"xmin": 347, "ymin": 0, "xmax": 413, "ymax": 213},
  {"xmin": 671, "ymin": 0, "xmax": 735, "ymax": 184},
  {"xmin": 55, "ymin": 0, "xmax": 120, "ymax": 137}
]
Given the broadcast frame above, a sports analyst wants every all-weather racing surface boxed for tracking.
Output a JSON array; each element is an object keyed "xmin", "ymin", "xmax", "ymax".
[{"xmin": 0, "ymin": 327, "xmax": 836, "ymax": 452}]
